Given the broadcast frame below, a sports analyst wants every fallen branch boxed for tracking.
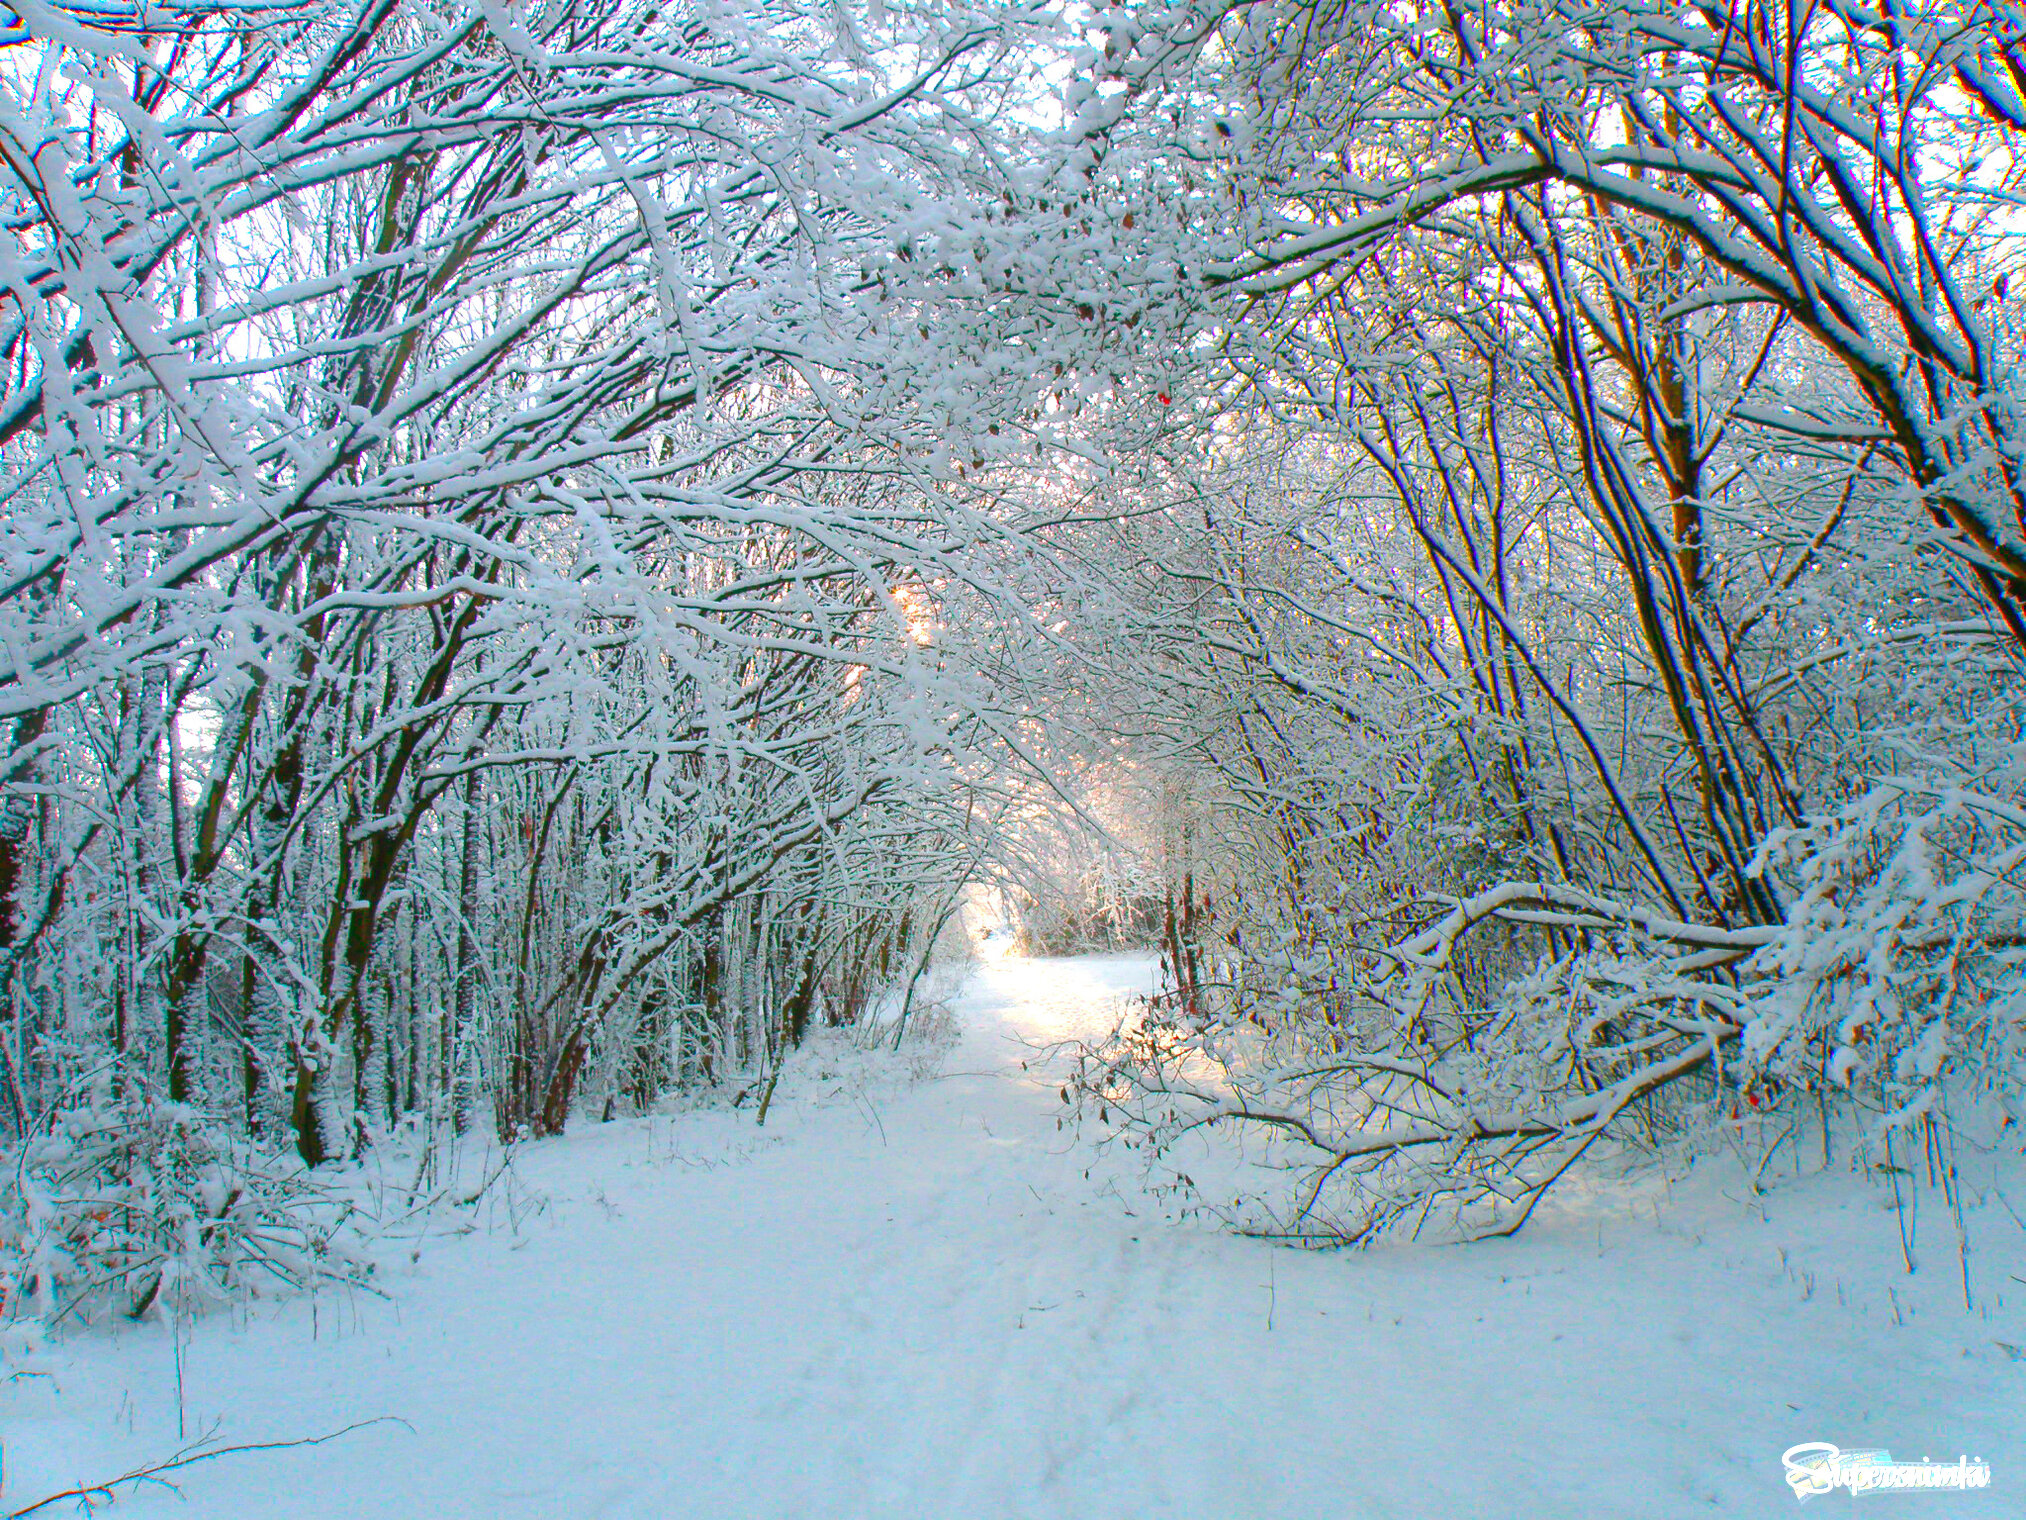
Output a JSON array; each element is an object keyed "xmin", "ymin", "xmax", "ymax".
[{"xmin": 7, "ymin": 1418, "xmax": 412, "ymax": 1518}]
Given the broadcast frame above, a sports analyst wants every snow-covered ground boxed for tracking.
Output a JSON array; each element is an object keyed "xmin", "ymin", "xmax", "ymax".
[{"xmin": 6, "ymin": 953, "xmax": 2019, "ymax": 1518}]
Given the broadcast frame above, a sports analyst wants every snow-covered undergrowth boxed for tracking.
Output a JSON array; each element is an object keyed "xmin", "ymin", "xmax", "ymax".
[
  {"xmin": 0, "ymin": 1081, "xmax": 577, "ymax": 1384},
  {"xmin": 0, "ymin": 1013, "xmax": 958, "ymax": 1379},
  {"xmin": 0, "ymin": 1083, "xmax": 373, "ymax": 1364},
  {"xmin": 662, "ymin": 1014, "xmax": 963, "ymax": 1136},
  {"xmin": 1074, "ymin": 772, "xmax": 2026, "ymax": 1245}
]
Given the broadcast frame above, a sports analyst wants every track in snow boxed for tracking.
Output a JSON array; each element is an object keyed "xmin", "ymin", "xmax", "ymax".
[{"xmin": 8, "ymin": 953, "xmax": 2016, "ymax": 1519}]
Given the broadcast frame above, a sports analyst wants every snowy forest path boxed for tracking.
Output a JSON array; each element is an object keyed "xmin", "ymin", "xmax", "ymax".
[{"xmin": 13, "ymin": 953, "xmax": 2014, "ymax": 1519}]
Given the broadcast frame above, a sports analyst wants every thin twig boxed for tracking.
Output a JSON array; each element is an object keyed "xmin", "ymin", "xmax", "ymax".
[{"xmin": 7, "ymin": 1418, "xmax": 412, "ymax": 1519}]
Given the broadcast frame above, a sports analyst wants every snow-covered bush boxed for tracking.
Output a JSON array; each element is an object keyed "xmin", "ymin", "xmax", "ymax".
[
  {"xmin": 0, "ymin": 1081, "xmax": 372, "ymax": 1350},
  {"xmin": 1744, "ymin": 778, "xmax": 2026, "ymax": 1111}
]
